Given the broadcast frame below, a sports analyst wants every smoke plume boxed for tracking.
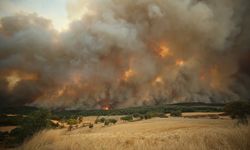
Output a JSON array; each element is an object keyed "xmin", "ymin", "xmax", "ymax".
[{"xmin": 0, "ymin": 0, "xmax": 250, "ymax": 109}]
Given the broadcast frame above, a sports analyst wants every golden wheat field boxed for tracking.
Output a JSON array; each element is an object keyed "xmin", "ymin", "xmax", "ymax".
[{"xmin": 16, "ymin": 116, "xmax": 250, "ymax": 150}]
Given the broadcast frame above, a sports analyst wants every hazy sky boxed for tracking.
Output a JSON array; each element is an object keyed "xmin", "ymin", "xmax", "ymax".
[{"xmin": 0, "ymin": 0, "xmax": 69, "ymax": 31}]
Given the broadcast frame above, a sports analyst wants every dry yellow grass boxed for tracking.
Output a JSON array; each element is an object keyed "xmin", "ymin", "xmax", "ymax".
[{"xmin": 17, "ymin": 118, "xmax": 250, "ymax": 150}]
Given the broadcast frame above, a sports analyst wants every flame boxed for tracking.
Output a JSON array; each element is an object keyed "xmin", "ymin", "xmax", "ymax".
[
  {"xmin": 102, "ymin": 105, "xmax": 110, "ymax": 110},
  {"xmin": 176, "ymin": 59, "xmax": 184, "ymax": 66},
  {"xmin": 153, "ymin": 76, "xmax": 164, "ymax": 85},
  {"xmin": 56, "ymin": 86, "xmax": 66, "ymax": 97},
  {"xmin": 158, "ymin": 45, "xmax": 171, "ymax": 58},
  {"xmin": 122, "ymin": 68, "xmax": 135, "ymax": 81}
]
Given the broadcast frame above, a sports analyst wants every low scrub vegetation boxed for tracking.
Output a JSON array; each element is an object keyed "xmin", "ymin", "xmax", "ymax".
[
  {"xmin": 121, "ymin": 112, "xmax": 168, "ymax": 122},
  {"xmin": 95, "ymin": 117, "xmax": 118, "ymax": 126},
  {"xmin": 170, "ymin": 110, "xmax": 182, "ymax": 117},
  {"xmin": 120, "ymin": 115, "xmax": 133, "ymax": 121},
  {"xmin": 66, "ymin": 118, "xmax": 78, "ymax": 125}
]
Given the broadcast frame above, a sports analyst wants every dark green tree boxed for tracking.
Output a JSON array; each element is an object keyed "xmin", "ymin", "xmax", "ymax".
[{"xmin": 224, "ymin": 101, "xmax": 250, "ymax": 125}]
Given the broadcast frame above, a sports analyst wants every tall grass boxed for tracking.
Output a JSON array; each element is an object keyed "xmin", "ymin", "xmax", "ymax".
[{"xmin": 17, "ymin": 119, "xmax": 250, "ymax": 150}]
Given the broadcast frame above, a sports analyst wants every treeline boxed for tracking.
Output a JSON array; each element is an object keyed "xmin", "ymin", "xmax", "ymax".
[
  {"xmin": 0, "ymin": 114, "xmax": 26, "ymax": 126},
  {"xmin": 53, "ymin": 104, "xmax": 223, "ymax": 119},
  {"xmin": 0, "ymin": 109, "xmax": 57, "ymax": 148},
  {"xmin": 0, "ymin": 103, "xmax": 224, "ymax": 117},
  {"xmin": 0, "ymin": 103, "xmax": 224, "ymax": 121}
]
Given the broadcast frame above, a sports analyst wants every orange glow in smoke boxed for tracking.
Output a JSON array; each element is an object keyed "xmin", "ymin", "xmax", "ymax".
[
  {"xmin": 6, "ymin": 71, "xmax": 38, "ymax": 90},
  {"xmin": 158, "ymin": 45, "xmax": 171, "ymax": 58},
  {"xmin": 209, "ymin": 66, "xmax": 221, "ymax": 89},
  {"xmin": 56, "ymin": 86, "xmax": 66, "ymax": 97},
  {"xmin": 6, "ymin": 74, "xmax": 21, "ymax": 90},
  {"xmin": 102, "ymin": 105, "xmax": 110, "ymax": 110},
  {"xmin": 122, "ymin": 69, "xmax": 136, "ymax": 81},
  {"xmin": 200, "ymin": 72, "xmax": 206, "ymax": 81},
  {"xmin": 153, "ymin": 76, "xmax": 163, "ymax": 85},
  {"xmin": 176, "ymin": 59, "xmax": 184, "ymax": 66}
]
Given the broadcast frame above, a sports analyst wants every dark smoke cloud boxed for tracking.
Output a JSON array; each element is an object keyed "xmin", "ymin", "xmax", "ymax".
[{"xmin": 0, "ymin": 0, "xmax": 250, "ymax": 109}]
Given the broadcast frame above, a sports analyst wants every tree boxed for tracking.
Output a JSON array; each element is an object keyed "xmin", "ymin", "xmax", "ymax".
[
  {"xmin": 66, "ymin": 118, "xmax": 78, "ymax": 125},
  {"xmin": 109, "ymin": 119, "xmax": 117, "ymax": 124},
  {"xmin": 120, "ymin": 115, "xmax": 133, "ymax": 121},
  {"xmin": 170, "ymin": 110, "xmax": 182, "ymax": 117},
  {"xmin": 224, "ymin": 101, "xmax": 250, "ymax": 125},
  {"xmin": 10, "ymin": 109, "xmax": 52, "ymax": 144}
]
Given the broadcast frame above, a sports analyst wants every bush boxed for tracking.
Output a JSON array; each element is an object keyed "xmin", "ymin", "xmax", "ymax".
[
  {"xmin": 120, "ymin": 115, "xmax": 133, "ymax": 121},
  {"xmin": 158, "ymin": 113, "xmax": 168, "ymax": 118},
  {"xmin": 133, "ymin": 113, "xmax": 141, "ymax": 118},
  {"xmin": 100, "ymin": 117, "xmax": 106, "ymax": 123},
  {"xmin": 109, "ymin": 119, "xmax": 117, "ymax": 124},
  {"xmin": 66, "ymin": 118, "xmax": 78, "ymax": 125},
  {"xmin": 89, "ymin": 123, "xmax": 94, "ymax": 128},
  {"xmin": 104, "ymin": 120, "xmax": 110, "ymax": 126},
  {"xmin": 224, "ymin": 101, "xmax": 250, "ymax": 125},
  {"xmin": 133, "ymin": 113, "xmax": 144, "ymax": 120},
  {"xmin": 144, "ymin": 113, "xmax": 152, "ymax": 119},
  {"xmin": 170, "ymin": 110, "xmax": 182, "ymax": 117}
]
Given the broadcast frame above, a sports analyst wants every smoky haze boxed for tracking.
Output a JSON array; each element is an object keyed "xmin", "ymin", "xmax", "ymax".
[{"xmin": 0, "ymin": 0, "xmax": 250, "ymax": 109}]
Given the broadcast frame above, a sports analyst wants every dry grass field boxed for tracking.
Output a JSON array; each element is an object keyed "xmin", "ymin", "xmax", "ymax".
[{"xmin": 16, "ymin": 115, "xmax": 250, "ymax": 150}]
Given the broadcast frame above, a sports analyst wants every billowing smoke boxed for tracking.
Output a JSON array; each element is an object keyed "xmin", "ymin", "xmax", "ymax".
[{"xmin": 0, "ymin": 0, "xmax": 250, "ymax": 109}]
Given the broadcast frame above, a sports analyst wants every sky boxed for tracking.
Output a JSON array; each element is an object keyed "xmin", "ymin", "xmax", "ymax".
[{"xmin": 0, "ymin": 0, "xmax": 69, "ymax": 31}]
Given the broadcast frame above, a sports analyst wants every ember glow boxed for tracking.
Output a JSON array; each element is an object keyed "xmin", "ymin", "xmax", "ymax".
[
  {"xmin": 176, "ymin": 60, "xmax": 185, "ymax": 67},
  {"xmin": 0, "ymin": 0, "xmax": 250, "ymax": 109},
  {"xmin": 153, "ymin": 76, "xmax": 164, "ymax": 85},
  {"xmin": 122, "ymin": 69, "xmax": 136, "ymax": 82},
  {"xmin": 102, "ymin": 105, "xmax": 110, "ymax": 111},
  {"xmin": 158, "ymin": 45, "xmax": 171, "ymax": 58}
]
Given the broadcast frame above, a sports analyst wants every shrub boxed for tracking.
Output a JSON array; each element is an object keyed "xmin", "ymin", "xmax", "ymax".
[
  {"xmin": 158, "ymin": 113, "xmax": 168, "ymax": 118},
  {"xmin": 170, "ymin": 110, "xmax": 182, "ymax": 117},
  {"xmin": 104, "ymin": 120, "xmax": 110, "ymax": 126},
  {"xmin": 109, "ymin": 119, "xmax": 117, "ymax": 124},
  {"xmin": 66, "ymin": 118, "xmax": 78, "ymax": 125},
  {"xmin": 132, "ymin": 113, "xmax": 144, "ymax": 120},
  {"xmin": 144, "ymin": 113, "xmax": 152, "ymax": 119},
  {"xmin": 100, "ymin": 117, "xmax": 106, "ymax": 123},
  {"xmin": 89, "ymin": 123, "xmax": 94, "ymax": 128},
  {"xmin": 133, "ymin": 113, "xmax": 141, "ymax": 118},
  {"xmin": 120, "ymin": 115, "xmax": 133, "ymax": 121}
]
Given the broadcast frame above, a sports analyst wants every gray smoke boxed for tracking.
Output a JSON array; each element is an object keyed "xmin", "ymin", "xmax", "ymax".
[{"xmin": 0, "ymin": 0, "xmax": 250, "ymax": 109}]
